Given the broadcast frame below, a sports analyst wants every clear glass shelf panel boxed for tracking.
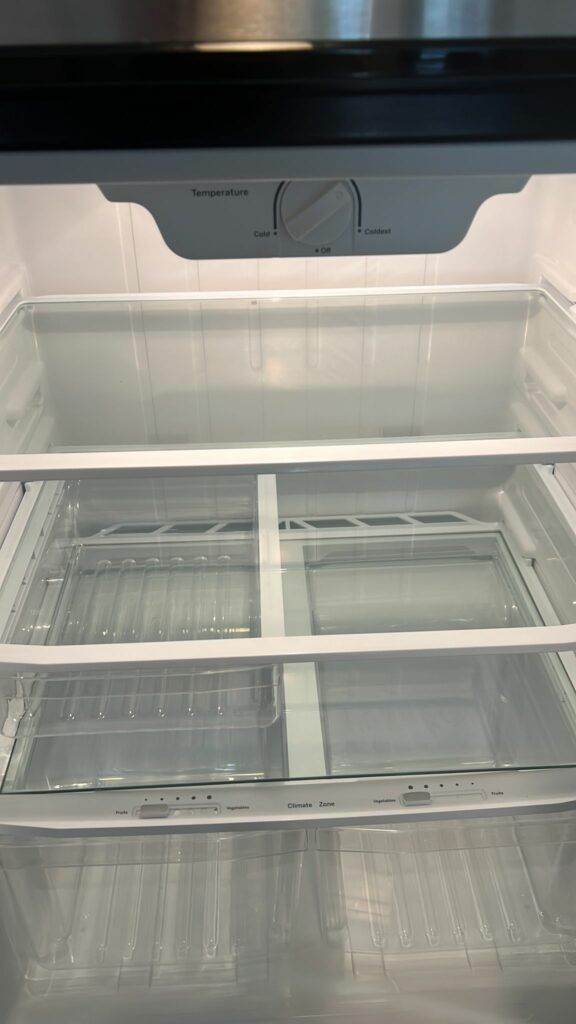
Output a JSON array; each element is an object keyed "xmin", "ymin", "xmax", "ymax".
[{"xmin": 2, "ymin": 288, "xmax": 576, "ymax": 456}]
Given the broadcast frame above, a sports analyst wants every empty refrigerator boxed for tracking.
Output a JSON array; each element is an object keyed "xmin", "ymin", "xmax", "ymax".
[{"xmin": 1, "ymin": 6, "xmax": 576, "ymax": 1022}]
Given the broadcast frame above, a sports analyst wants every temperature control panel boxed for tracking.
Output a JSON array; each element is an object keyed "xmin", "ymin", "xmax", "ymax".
[
  {"xmin": 3, "ymin": 768, "xmax": 575, "ymax": 836},
  {"xmin": 101, "ymin": 175, "xmax": 527, "ymax": 260}
]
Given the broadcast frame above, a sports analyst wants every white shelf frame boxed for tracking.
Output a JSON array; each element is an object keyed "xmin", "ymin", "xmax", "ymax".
[
  {"xmin": 280, "ymin": 544, "xmax": 327, "ymax": 779},
  {"xmin": 0, "ymin": 624, "xmax": 572, "ymax": 672},
  {"xmin": 2, "ymin": 436, "xmax": 576, "ymax": 481},
  {"xmin": 7, "ymin": 282, "xmax": 555, "ymax": 308},
  {"xmin": 257, "ymin": 474, "xmax": 285, "ymax": 639}
]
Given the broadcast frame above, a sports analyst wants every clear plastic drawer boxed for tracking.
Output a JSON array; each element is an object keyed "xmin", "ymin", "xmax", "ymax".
[
  {"xmin": 0, "ymin": 829, "xmax": 305, "ymax": 995},
  {"xmin": 315, "ymin": 814, "xmax": 576, "ymax": 987}
]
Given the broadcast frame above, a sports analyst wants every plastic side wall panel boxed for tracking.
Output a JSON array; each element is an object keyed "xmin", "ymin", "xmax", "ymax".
[{"xmin": 530, "ymin": 175, "xmax": 576, "ymax": 300}]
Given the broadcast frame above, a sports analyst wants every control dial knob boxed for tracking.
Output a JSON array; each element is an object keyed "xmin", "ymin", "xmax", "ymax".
[{"xmin": 280, "ymin": 180, "xmax": 354, "ymax": 246}]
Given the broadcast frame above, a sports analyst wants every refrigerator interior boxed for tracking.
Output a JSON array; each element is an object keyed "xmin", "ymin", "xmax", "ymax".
[{"xmin": 0, "ymin": 175, "xmax": 576, "ymax": 1023}]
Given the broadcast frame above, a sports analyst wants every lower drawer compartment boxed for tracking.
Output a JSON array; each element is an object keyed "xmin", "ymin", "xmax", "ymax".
[
  {"xmin": 2, "ymin": 814, "xmax": 576, "ymax": 1003},
  {"xmin": 315, "ymin": 816, "xmax": 576, "ymax": 988},
  {"xmin": 0, "ymin": 830, "xmax": 306, "ymax": 995}
]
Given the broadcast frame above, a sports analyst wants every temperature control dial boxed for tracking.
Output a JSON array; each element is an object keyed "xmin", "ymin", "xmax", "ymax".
[{"xmin": 280, "ymin": 180, "xmax": 354, "ymax": 246}]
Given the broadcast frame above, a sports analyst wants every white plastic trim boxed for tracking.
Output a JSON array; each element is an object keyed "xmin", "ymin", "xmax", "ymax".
[
  {"xmin": 1, "ymin": 436, "xmax": 576, "ymax": 481},
  {"xmin": 3, "ymin": 767, "xmax": 576, "ymax": 837},
  {"xmin": 257, "ymin": 474, "xmax": 285, "ymax": 638},
  {"xmin": 13, "ymin": 282, "xmax": 538, "ymax": 306},
  {"xmin": 280, "ymin": 543, "xmax": 326, "ymax": 778},
  {"xmin": 257, "ymin": 474, "xmax": 326, "ymax": 777},
  {"xmin": 0, "ymin": 624, "xmax": 572, "ymax": 672}
]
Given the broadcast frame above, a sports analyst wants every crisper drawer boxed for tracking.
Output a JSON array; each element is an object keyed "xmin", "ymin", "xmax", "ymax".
[
  {"xmin": 1, "ymin": 663, "xmax": 286, "ymax": 793},
  {"xmin": 2, "ymin": 814, "xmax": 576, "ymax": 1012},
  {"xmin": 314, "ymin": 813, "xmax": 576, "ymax": 992},
  {"xmin": 1, "ymin": 286, "xmax": 576, "ymax": 478},
  {"xmin": 0, "ymin": 829, "xmax": 306, "ymax": 997}
]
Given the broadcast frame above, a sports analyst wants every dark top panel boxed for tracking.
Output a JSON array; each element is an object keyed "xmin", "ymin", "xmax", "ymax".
[
  {"xmin": 1, "ymin": 1, "xmax": 576, "ymax": 151},
  {"xmin": 2, "ymin": 0, "xmax": 576, "ymax": 47}
]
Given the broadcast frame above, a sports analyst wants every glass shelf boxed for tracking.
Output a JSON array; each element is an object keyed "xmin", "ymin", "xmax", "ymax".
[{"xmin": 1, "ymin": 287, "xmax": 576, "ymax": 463}]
